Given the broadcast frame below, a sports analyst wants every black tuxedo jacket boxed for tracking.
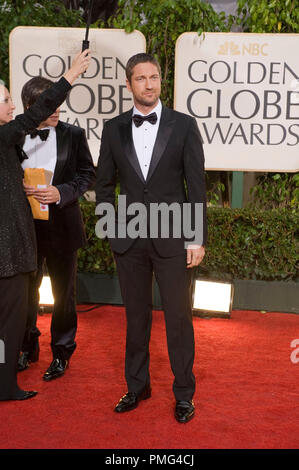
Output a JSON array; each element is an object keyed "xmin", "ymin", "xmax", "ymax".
[
  {"xmin": 32, "ymin": 121, "xmax": 96, "ymax": 254},
  {"xmin": 96, "ymin": 106, "xmax": 207, "ymax": 257}
]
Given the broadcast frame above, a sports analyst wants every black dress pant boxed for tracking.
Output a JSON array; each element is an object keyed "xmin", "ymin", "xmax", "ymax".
[
  {"xmin": 22, "ymin": 249, "xmax": 78, "ymax": 361},
  {"xmin": 0, "ymin": 273, "xmax": 29, "ymax": 400},
  {"xmin": 114, "ymin": 238, "xmax": 195, "ymax": 401}
]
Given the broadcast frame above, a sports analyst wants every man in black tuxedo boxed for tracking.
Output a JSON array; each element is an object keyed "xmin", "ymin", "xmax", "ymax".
[
  {"xmin": 18, "ymin": 77, "xmax": 96, "ymax": 381},
  {"xmin": 96, "ymin": 53, "xmax": 207, "ymax": 423}
]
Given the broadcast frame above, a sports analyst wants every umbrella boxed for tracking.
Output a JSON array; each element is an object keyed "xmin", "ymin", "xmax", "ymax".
[{"xmin": 82, "ymin": 0, "xmax": 94, "ymax": 51}]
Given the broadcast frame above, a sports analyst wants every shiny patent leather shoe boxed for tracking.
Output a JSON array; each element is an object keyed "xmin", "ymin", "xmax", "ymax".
[
  {"xmin": 11, "ymin": 390, "xmax": 38, "ymax": 401},
  {"xmin": 114, "ymin": 385, "xmax": 151, "ymax": 413},
  {"xmin": 17, "ymin": 346, "xmax": 40, "ymax": 372},
  {"xmin": 43, "ymin": 358, "xmax": 68, "ymax": 381},
  {"xmin": 174, "ymin": 400, "xmax": 195, "ymax": 423}
]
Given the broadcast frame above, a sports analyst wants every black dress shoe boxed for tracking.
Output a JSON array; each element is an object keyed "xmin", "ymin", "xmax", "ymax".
[
  {"xmin": 43, "ymin": 358, "xmax": 68, "ymax": 381},
  {"xmin": 17, "ymin": 346, "xmax": 40, "ymax": 372},
  {"xmin": 11, "ymin": 390, "xmax": 38, "ymax": 401},
  {"xmin": 175, "ymin": 400, "xmax": 195, "ymax": 423},
  {"xmin": 114, "ymin": 385, "xmax": 151, "ymax": 413}
]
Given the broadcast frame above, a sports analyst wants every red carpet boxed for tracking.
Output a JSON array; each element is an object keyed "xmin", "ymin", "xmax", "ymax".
[{"xmin": 1, "ymin": 306, "xmax": 299, "ymax": 449}]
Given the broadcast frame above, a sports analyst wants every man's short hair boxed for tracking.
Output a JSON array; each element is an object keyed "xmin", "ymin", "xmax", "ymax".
[
  {"xmin": 21, "ymin": 76, "xmax": 54, "ymax": 110},
  {"xmin": 125, "ymin": 53, "xmax": 161, "ymax": 83}
]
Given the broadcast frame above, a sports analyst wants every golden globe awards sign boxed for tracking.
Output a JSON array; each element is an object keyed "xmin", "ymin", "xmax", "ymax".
[
  {"xmin": 9, "ymin": 27, "xmax": 146, "ymax": 164},
  {"xmin": 175, "ymin": 33, "xmax": 299, "ymax": 172}
]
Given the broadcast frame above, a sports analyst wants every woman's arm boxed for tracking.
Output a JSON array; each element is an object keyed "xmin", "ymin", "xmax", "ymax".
[{"xmin": 0, "ymin": 50, "xmax": 90, "ymax": 146}]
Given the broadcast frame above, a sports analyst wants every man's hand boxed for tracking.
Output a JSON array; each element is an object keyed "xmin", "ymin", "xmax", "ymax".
[
  {"xmin": 23, "ymin": 182, "xmax": 60, "ymax": 204},
  {"xmin": 186, "ymin": 245, "xmax": 205, "ymax": 268}
]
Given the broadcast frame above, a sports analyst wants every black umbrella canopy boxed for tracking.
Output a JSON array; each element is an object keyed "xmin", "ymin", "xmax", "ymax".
[
  {"xmin": 81, "ymin": 0, "xmax": 119, "ymax": 50},
  {"xmin": 82, "ymin": 0, "xmax": 119, "ymax": 24}
]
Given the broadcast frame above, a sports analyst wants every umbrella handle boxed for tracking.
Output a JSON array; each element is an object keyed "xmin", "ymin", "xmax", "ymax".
[
  {"xmin": 82, "ymin": 40, "xmax": 90, "ymax": 52},
  {"xmin": 82, "ymin": 0, "xmax": 94, "ymax": 52}
]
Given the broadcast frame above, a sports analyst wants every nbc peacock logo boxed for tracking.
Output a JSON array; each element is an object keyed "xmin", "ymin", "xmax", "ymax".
[{"xmin": 218, "ymin": 41, "xmax": 240, "ymax": 55}]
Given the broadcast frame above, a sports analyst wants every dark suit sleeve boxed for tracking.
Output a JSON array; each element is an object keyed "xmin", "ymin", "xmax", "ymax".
[
  {"xmin": 95, "ymin": 122, "xmax": 117, "ymax": 209},
  {"xmin": 0, "ymin": 77, "xmax": 72, "ymax": 147},
  {"xmin": 56, "ymin": 128, "xmax": 96, "ymax": 208},
  {"xmin": 183, "ymin": 117, "xmax": 207, "ymax": 246}
]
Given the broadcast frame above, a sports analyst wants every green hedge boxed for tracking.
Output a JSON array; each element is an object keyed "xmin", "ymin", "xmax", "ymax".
[
  {"xmin": 78, "ymin": 201, "xmax": 298, "ymax": 282},
  {"xmin": 201, "ymin": 207, "xmax": 298, "ymax": 281}
]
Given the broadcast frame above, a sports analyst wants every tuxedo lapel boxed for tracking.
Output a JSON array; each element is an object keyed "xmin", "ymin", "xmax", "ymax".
[
  {"xmin": 119, "ymin": 106, "xmax": 175, "ymax": 184},
  {"xmin": 119, "ymin": 110, "xmax": 146, "ymax": 184},
  {"xmin": 146, "ymin": 107, "xmax": 175, "ymax": 182},
  {"xmin": 53, "ymin": 121, "xmax": 69, "ymax": 185}
]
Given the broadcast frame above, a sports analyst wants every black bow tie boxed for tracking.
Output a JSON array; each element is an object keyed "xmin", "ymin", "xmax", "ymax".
[
  {"xmin": 132, "ymin": 112, "xmax": 157, "ymax": 127},
  {"xmin": 30, "ymin": 129, "xmax": 50, "ymax": 141}
]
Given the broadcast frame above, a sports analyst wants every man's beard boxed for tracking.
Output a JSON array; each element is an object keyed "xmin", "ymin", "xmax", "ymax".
[{"xmin": 135, "ymin": 94, "xmax": 159, "ymax": 108}]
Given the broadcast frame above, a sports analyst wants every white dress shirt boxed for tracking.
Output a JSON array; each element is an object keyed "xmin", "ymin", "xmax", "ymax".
[
  {"xmin": 22, "ymin": 126, "xmax": 57, "ymax": 184},
  {"xmin": 132, "ymin": 100, "xmax": 162, "ymax": 180}
]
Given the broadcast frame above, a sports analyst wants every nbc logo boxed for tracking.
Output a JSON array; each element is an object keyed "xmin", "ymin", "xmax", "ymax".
[
  {"xmin": 218, "ymin": 41, "xmax": 268, "ymax": 56},
  {"xmin": 218, "ymin": 41, "xmax": 240, "ymax": 55}
]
